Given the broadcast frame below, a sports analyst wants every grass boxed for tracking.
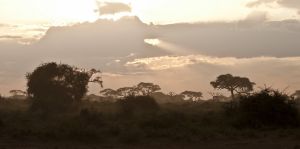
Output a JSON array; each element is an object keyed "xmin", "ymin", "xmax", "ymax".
[{"xmin": 0, "ymin": 95, "xmax": 300, "ymax": 148}]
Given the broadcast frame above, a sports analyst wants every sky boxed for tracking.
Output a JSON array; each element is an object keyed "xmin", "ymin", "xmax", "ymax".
[
  {"xmin": 1, "ymin": 0, "xmax": 299, "ymax": 24},
  {"xmin": 0, "ymin": 0, "xmax": 300, "ymax": 97}
]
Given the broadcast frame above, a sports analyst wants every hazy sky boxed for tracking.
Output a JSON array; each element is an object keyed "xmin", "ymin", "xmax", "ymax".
[
  {"xmin": 0, "ymin": 0, "xmax": 299, "ymax": 41},
  {"xmin": 1, "ymin": 0, "xmax": 300, "ymax": 97},
  {"xmin": 0, "ymin": 0, "xmax": 299, "ymax": 24}
]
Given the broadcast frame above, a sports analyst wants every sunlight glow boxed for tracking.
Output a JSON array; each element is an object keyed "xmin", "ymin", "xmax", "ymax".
[
  {"xmin": 0, "ymin": 0, "xmax": 99, "ymax": 25},
  {"xmin": 99, "ymin": 12, "xmax": 134, "ymax": 21},
  {"xmin": 144, "ymin": 39, "xmax": 161, "ymax": 46}
]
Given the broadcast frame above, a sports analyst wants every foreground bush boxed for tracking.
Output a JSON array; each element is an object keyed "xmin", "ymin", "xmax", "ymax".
[
  {"xmin": 117, "ymin": 96, "xmax": 160, "ymax": 117},
  {"xmin": 26, "ymin": 62, "xmax": 92, "ymax": 113},
  {"xmin": 233, "ymin": 89, "xmax": 299, "ymax": 128}
]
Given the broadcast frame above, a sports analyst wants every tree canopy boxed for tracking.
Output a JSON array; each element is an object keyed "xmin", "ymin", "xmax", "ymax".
[
  {"xmin": 9, "ymin": 90, "xmax": 27, "ymax": 96},
  {"xmin": 100, "ymin": 88, "xmax": 119, "ymax": 98},
  {"xmin": 210, "ymin": 74, "xmax": 255, "ymax": 99},
  {"xmin": 117, "ymin": 87, "xmax": 137, "ymax": 97},
  {"xmin": 292, "ymin": 90, "xmax": 300, "ymax": 100},
  {"xmin": 26, "ymin": 62, "xmax": 102, "ymax": 112},
  {"xmin": 180, "ymin": 91, "xmax": 203, "ymax": 101},
  {"xmin": 136, "ymin": 82, "xmax": 161, "ymax": 96}
]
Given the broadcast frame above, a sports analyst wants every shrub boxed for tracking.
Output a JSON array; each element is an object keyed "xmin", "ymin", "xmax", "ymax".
[
  {"xmin": 233, "ymin": 88, "xmax": 299, "ymax": 128},
  {"xmin": 26, "ymin": 62, "xmax": 91, "ymax": 113},
  {"xmin": 117, "ymin": 96, "xmax": 160, "ymax": 117},
  {"xmin": 0, "ymin": 94, "xmax": 5, "ymax": 101}
]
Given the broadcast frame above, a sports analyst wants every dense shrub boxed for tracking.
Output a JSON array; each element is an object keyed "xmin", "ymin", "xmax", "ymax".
[
  {"xmin": 233, "ymin": 89, "xmax": 299, "ymax": 128},
  {"xmin": 117, "ymin": 96, "xmax": 160, "ymax": 116},
  {"xmin": 0, "ymin": 118, "xmax": 3, "ymax": 128},
  {"xmin": 0, "ymin": 95, "xmax": 5, "ymax": 105},
  {"xmin": 26, "ymin": 62, "xmax": 91, "ymax": 113}
]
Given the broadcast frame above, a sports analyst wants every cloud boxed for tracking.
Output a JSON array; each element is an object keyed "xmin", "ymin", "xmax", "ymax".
[
  {"xmin": 278, "ymin": 0, "xmax": 300, "ymax": 12},
  {"xmin": 5, "ymin": 15, "xmax": 300, "ymax": 58},
  {"xmin": 243, "ymin": 11, "xmax": 268, "ymax": 23},
  {"xmin": 124, "ymin": 55, "xmax": 300, "ymax": 96},
  {"xmin": 97, "ymin": 2, "xmax": 131, "ymax": 15},
  {"xmin": 0, "ymin": 35, "xmax": 23, "ymax": 39},
  {"xmin": 247, "ymin": 0, "xmax": 275, "ymax": 7},
  {"xmin": 0, "ymin": 24, "xmax": 10, "ymax": 27},
  {"xmin": 126, "ymin": 55, "xmax": 237, "ymax": 70},
  {"xmin": 247, "ymin": 0, "xmax": 300, "ymax": 13},
  {"xmin": 125, "ymin": 55, "xmax": 300, "ymax": 70},
  {"xmin": 1, "ymin": 16, "xmax": 300, "ymax": 95}
]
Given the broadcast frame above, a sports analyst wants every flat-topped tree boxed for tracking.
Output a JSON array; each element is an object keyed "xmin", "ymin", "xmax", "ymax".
[
  {"xmin": 9, "ymin": 90, "xmax": 27, "ymax": 96},
  {"xmin": 180, "ymin": 91, "xmax": 203, "ymax": 101},
  {"xmin": 210, "ymin": 74, "xmax": 255, "ymax": 99},
  {"xmin": 100, "ymin": 88, "xmax": 119, "ymax": 98},
  {"xmin": 136, "ymin": 82, "xmax": 161, "ymax": 96},
  {"xmin": 117, "ymin": 87, "xmax": 137, "ymax": 97}
]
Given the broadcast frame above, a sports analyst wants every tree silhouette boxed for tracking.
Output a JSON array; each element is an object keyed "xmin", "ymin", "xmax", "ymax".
[
  {"xmin": 168, "ymin": 92, "xmax": 177, "ymax": 97},
  {"xmin": 292, "ymin": 90, "xmax": 300, "ymax": 100},
  {"xmin": 117, "ymin": 87, "xmax": 137, "ymax": 97},
  {"xmin": 26, "ymin": 62, "xmax": 101, "ymax": 112},
  {"xmin": 9, "ymin": 90, "xmax": 27, "ymax": 96},
  {"xmin": 136, "ymin": 82, "xmax": 161, "ymax": 96},
  {"xmin": 100, "ymin": 88, "xmax": 119, "ymax": 98},
  {"xmin": 210, "ymin": 74, "xmax": 255, "ymax": 99},
  {"xmin": 180, "ymin": 91, "xmax": 203, "ymax": 101},
  {"xmin": 87, "ymin": 68, "xmax": 103, "ymax": 88}
]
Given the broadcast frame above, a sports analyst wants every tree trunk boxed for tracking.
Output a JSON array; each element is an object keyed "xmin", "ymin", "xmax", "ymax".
[
  {"xmin": 230, "ymin": 89, "xmax": 235, "ymax": 110},
  {"xmin": 230, "ymin": 89, "xmax": 235, "ymax": 100}
]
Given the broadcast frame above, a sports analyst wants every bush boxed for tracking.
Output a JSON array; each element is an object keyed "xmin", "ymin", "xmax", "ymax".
[
  {"xmin": 117, "ymin": 96, "xmax": 160, "ymax": 117},
  {"xmin": 233, "ymin": 89, "xmax": 299, "ymax": 128},
  {"xmin": 0, "ymin": 118, "xmax": 3, "ymax": 127},
  {"xmin": 0, "ymin": 95, "xmax": 5, "ymax": 102},
  {"xmin": 26, "ymin": 62, "xmax": 91, "ymax": 113}
]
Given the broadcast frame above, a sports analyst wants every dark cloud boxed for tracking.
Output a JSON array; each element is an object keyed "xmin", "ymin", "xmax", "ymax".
[
  {"xmin": 97, "ymin": 2, "xmax": 131, "ymax": 15},
  {"xmin": 29, "ymin": 16, "xmax": 300, "ymax": 58}
]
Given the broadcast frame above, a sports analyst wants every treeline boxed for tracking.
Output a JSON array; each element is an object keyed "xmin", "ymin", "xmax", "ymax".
[
  {"xmin": 0, "ymin": 62, "xmax": 300, "ymax": 144},
  {"xmin": 98, "ymin": 82, "xmax": 203, "ymax": 103}
]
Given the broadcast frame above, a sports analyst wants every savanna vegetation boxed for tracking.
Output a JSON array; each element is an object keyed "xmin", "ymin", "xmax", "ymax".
[{"xmin": 1, "ymin": 62, "xmax": 300, "ymax": 148}]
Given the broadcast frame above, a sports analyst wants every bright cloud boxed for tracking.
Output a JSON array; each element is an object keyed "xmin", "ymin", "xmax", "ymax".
[
  {"xmin": 247, "ymin": 0, "xmax": 300, "ymax": 14},
  {"xmin": 97, "ymin": 2, "xmax": 132, "ymax": 15},
  {"xmin": 126, "ymin": 55, "xmax": 300, "ymax": 70},
  {"xmin": 144, "ymin": 39, "xmax": 161, "ymax": 46}
]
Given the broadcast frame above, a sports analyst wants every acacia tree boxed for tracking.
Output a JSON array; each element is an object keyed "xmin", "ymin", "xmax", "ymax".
[
  {"xmin": 292, "ymin": 90, "xmax": 300, "ymax": 100},
  {"xmin": 88, "ymin": 68, "xmax": 103, "ymax": 88},
  {"xmin": 117, "ymin": 87, "xmax": 137, "ymax": 97},
  {"xmin": 26, "ymin": 62, "xmax": 102, "ymax": 112},
  {"xmin": 210, "ymin": 74, "xmax": 255, "ymax": 99},
  {"xmin": 100, "ymin": 88, "xmax": 119, "ymax": 98},
  {"xmin": 136, "ymin": 82, "xmax": 161, "ymax": 96},
  {"xmin": 180, "ymin": 91, "xmax": 203, "ymax": 101},
  {"xmin": 9, "ymin": 90, "xmax": 27, "ymax": 96},
  {"xmin": 168, "ymin": 92, "xmax": 177, "ymax": 97},
  {"xmin": 208, "ymin": 91, "xmax": 228, "ymax": 101}
]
